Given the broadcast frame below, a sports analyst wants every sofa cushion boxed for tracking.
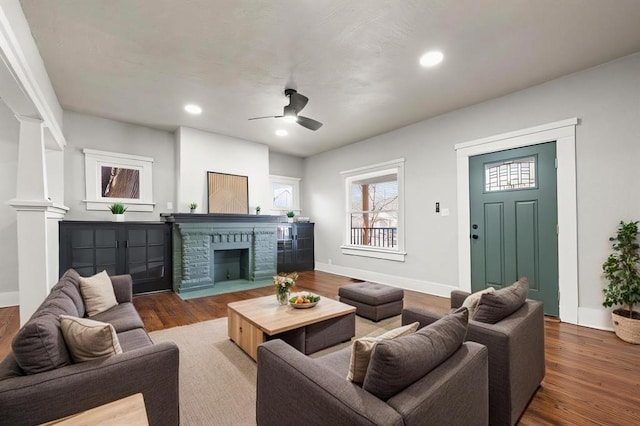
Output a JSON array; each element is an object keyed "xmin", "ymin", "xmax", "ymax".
[
  {"xmin": 60, "ymin": 315, "xmax": 123, "ymax": 362},
  {"xmin": 347, "ymin": 322, "xmax": 419, "ymax": 384},
  {"xmin": 80, "ymin": 270, "xmax": 118, "ymax": 316},
  {"xmin": 363, "ymin": 307, "xmax": 468, "ymax": 400},
  {"xmin": 90, "ymin": 302, "xmax": 145, "ymax": 333},
  {"xmin": 462, "ymin": 287, "xmax": 495, "ymax": 318},
  {"xmin": 473, "ymin": 277, "xmax": 529, "ymax": 324},
  {"xmin": 52, "ymin": 269, "xmax": 86, "ymax": 317},
  {"xmin": 10, "ymin": 285, "xmax": 86, "ymax": 374},
  {"xmin": 11, "ymin": 312, "xmax": 71, "ymax": 374},
  {"xmin": 118, "ymin": 328, "xmax": 154, "ymax": 352}
]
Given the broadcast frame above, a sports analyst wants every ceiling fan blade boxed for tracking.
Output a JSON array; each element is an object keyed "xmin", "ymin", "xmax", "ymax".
[
  {"xmin": 248, "ymin": 115, "xmax": 282, "ymax": 120},
  {"xmin": 297, "ymin": 116, "xmax": 323, "ymax": 131},
  {"xmin": 288, "ymin": 91, "xmax": 309, "ymax": 113}
]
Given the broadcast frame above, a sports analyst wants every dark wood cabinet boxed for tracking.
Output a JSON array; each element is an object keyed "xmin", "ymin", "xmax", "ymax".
[
  {"xmin": 277, "ymin": 223, "xmax": 314, "ymax": 272},
  {"xmin": 59, "ymin": 221, "xmax": 172, "ymax": 294}
]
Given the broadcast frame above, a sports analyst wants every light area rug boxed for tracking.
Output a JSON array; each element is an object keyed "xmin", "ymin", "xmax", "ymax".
[{"xmin": 149, "ymin": 314, "xmax": 402, "ymax": 425}]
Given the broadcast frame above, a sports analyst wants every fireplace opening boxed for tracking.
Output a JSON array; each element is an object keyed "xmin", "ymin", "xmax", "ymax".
[{"xmin": 213, "ymin": 248, "xmax": 250, "ymax": 283}]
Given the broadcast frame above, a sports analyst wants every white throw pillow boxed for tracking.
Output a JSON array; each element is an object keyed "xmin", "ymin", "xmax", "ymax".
[
  {"xmin": 462, "ymin": 287, "xmax": 495, "ymax": 318},
  {"xmin": 79, "ymin": 270, "xmax": 118, "ymax": 316},
  {"xmin": 347, "ymin": 321, "xmax": 420, "ymax": 384},
  {"xmin": 59, "ymin": 315, "xmax": 122, "ymax": 362}
]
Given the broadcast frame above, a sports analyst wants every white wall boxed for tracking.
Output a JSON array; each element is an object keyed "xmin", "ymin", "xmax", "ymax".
[
  {"xmin": 62, "ymin": 111, "xmax": 176, "ymax": 221},
  {"xmin": 176, "ymin": 127, "xmax": 271, "ymax": 213},
  {"xmin": 0, "ymin": 100, "xmax": 19, "ymax": 306},
  {"xmin": 305, "ymin": 52, "xmax": 640, "ymax": 328},
  {"xmin": 269, "ymin": 151, "xmax": 304, "ymax": 178}
]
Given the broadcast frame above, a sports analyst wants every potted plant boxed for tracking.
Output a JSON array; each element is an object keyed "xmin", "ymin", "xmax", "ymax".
[
  {"xmin": 286, "ymin": 210, "xmax": 295, "ymax": 223},
  {"xmin": 189, "ymin": 202, "xmax": 198, "ymax": 213},
  {"xmin": 255, "ymin": 206, "xmax": 261, "ymax": 215},
  {"xmin": 108, "ymin": 203, "xmax": 127, "ymax": 222},
  {"xmin": 602, "ymin": 220, "xmax": 640, "ymax": 344}
]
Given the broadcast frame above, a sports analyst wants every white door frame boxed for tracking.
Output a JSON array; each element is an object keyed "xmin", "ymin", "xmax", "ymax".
[{"xmin": 455, "ymin": 118, "xmax": 579, "ymax": 324}]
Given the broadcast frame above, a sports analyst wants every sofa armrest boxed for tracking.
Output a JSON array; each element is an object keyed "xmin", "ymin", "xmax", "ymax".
[
  {"xmin": 110, "ymin": 274, "xmax": 133, "ymax": 303},
  {"xmin": 466, "ymin": 300, "xmax": 545, "ymax": 425},
  {"xmin": 257, "ymin": 340, "xmax": 403, "ymax": 426},
  {"xmin": 451, "ymin": 290, "xmax": 470, "ymax": 309},
  {"xmin": 401, "ymin": 306, "xmax": 444, "ymax": 329},
  {"xmin": 0, "ymin": 342, "xmax": 179, "ymax": 426}
]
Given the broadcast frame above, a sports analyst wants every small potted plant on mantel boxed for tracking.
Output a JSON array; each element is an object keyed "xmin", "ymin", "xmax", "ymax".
[
  {"xmin": 602, "ymin": 220, "xmax": 640, "ymax": 344},
  {"xmin": 189, "ymin": 202, "xmax": 198, "ymax": 213},
  {"xmin": 286, "ymin": 210, "xmax": 295, "ymax": 223},
  {"xmin": 255, "ymin": 206, "xmax": 261, "ymax": 215},
  {"xmin": 108, "ymin": 203, "xmax": 127, "ymax": 222}
]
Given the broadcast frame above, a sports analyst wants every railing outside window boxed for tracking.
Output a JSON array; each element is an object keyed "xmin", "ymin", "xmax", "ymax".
[{"xmin": 350, "ymin": 227, "xmax": 397, "ymax": 248}]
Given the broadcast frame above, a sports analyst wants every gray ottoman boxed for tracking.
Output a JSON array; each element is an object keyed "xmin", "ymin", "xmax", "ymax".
[{"xmin": 338, "ymin": 282, "xmax": 404, "ymax": 321}]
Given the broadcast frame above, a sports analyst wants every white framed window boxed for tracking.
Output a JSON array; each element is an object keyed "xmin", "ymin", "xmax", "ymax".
[
  {"xmin": 269, "ymin": 175, "xmax": 300, "ymax": 213},
  {"xmin": 340, "ymin": 159, "xmax": 406, "ymax": 261}
]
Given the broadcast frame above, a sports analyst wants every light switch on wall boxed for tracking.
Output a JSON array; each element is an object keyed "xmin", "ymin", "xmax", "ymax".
[{"xmin": 167, "ymin": 202, "xmax": 173, "ymax": 210}]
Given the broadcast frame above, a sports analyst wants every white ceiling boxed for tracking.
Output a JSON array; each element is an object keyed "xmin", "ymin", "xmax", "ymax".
[{"xmin": 19, "ymin": 0, "xmax": 640, "ymax": 157}]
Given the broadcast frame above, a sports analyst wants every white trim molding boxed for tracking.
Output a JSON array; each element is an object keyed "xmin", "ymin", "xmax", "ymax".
[
  {"xmin": 0, "ymin": 291, "xmax": 19, "ymax": 308},
  {"xmin": 455, "ymin": 118, "xmax": 579, "ymax": 325},
  {"xmin": 340, "ymin": 158, "xmax": 406, "ymax": 261},
  {"xmin": 83, "ymin": 149, "xmax": 155, "ymax": 212},
  {"xmin": 316, "ymin": 262, "xmax": 456, "ymax": 297}
]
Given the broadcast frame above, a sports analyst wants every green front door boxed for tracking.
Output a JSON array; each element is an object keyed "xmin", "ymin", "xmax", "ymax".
[{"xmin": 469, "ymin": 142, "xmax": 559, "ymax": 316}]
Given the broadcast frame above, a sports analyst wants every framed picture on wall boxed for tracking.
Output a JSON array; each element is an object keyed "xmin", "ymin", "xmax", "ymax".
[
  {"xmin": 83, "ymin": 149, "xmax": 155, "ymax": 212},
  {"xmin": 207, "ymin": 172, "xmax": 248, "ymax": 214}
]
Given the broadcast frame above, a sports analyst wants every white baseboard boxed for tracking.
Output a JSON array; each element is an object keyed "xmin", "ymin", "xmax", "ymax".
[
  {"xmin": 0, "ymin": 291, "xmax": 19, "ymax": 308},
  {"xmin": 315, "ymin": 262, "xmax": 458, "ymax": 298},
  {"xmin": 578, "ymin": 307, "xmax": 613, "ymax": 331}
]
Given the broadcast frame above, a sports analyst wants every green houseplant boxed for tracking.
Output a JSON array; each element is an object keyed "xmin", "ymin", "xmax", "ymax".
[
  {"xmin": 255, "ymin": 205, "xmax": 261, "ymax": 214},
  {"xmin": 108, "ymin": 203, "xmax": 127, "ymax": 222},
  {"xmin": 602, "ymin": 220, "xmax": 640, "ymax": 343},
  {"xmin": 189, "ymin": 202, "xmax": 198, "ymax": 213},
  {"xmin": 286, "ymin": 210, "xmax": 295, "ymax": 222}
]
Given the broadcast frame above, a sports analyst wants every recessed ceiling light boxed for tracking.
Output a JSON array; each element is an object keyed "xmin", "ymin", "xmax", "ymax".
[
  {"xmin": 419, "ymin": 50, "xmax": 444, "ymax": 67},
  {"xmin": 275, "ymin": 129, "xmax": 288, "ymax": 137},
  {"xmin": 184, "ymin": 104, "xmax": 202, "ymax": 114}
]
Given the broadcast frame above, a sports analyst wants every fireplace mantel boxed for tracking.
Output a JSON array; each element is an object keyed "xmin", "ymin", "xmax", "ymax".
[{"xmin": 161, "ymin": 213, "xmax": 284, "ymax": 223}]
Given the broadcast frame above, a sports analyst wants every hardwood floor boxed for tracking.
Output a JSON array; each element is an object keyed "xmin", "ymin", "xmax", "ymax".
[{"xmin": 1, "ymin": 270, "xmax": 638, "ymax": 425}]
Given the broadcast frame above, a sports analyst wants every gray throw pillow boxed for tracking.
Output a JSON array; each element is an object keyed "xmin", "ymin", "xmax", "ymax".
[
  {"xmin": 473, "ymin": 277, "xmax": 529, "ymax": 324},
  {"xmin": 362, "ymin": 307, "xmax": 468, "ymax": 400}
]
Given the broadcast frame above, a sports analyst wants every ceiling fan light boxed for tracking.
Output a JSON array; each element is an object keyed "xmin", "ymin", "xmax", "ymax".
[
  {"xmin": 275, "ymin": 129, "xmax": 288, "ymax": 136},
  {"xmin": 283, "ymin": 115, "xmax": 297, "ymax": 123}
]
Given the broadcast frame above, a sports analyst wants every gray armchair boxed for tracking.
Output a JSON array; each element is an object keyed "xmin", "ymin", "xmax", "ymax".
[{"xmin": 402, "ymin": 291, "xmax": 545, "ymax": 426}]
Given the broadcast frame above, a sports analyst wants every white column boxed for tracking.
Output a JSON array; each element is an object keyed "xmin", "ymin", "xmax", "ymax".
[{"xmin": 8, "ymin": 116, "xmax": 67, "ymax": 324}]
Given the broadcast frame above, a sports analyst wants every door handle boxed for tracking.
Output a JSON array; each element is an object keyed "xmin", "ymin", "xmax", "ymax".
[{"xmin": 471, "ymin": 234, "xmax": 479, "ymax": 240}]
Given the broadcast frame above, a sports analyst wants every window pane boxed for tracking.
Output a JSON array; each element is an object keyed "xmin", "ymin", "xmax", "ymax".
[
  {"xmin": 485, "ymin": 156, "xmax": 536, "ymax": 192},
  {"xmin": 350, "ymin": 212, "xmax": 398, "ymax": 248},
  {"xmin": 273, "ymin": 183, "xmax": 293, "ymax": 209}
]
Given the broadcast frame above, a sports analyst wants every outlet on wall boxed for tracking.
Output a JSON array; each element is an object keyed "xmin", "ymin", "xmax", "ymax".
[{"xmin": 328, "ymin": 258, "xmax": 332, "ymax": 265}]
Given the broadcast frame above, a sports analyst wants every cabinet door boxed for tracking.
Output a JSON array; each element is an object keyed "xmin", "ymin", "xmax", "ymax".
[
  {"xmin": 277, "ymin": 224, "xmax": 295, "ymax": 272},
  {"xmin": 60, "ymin": 224, "xmax": 120, "ymax": 277},
  {"xmin": 124, "ymin": 224, "xmax": 171, "ymax": 294},
  {"xmin": 294, "ymin": 224, "xmax": 315, "ymax": 270}
]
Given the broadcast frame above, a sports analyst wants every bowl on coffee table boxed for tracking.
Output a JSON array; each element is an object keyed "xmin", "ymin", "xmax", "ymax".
[{"xmin": 289, "ymin": 293, "xmax": 321, "ymax": 309}]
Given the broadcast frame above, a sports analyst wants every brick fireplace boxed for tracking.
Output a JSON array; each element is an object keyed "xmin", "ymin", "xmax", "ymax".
[{"xmin": 171, "ymin": 220, "xmax": 277, "ymax": 294}]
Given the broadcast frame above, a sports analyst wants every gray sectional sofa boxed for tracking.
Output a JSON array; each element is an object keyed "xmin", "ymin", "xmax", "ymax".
[
  {"xmin": 0, "ymin": 269, "xmax": 179, "ymax": 426},
  {"xmin": 257, "ymin": 308, "xmax": 489, "ymax": 426}
]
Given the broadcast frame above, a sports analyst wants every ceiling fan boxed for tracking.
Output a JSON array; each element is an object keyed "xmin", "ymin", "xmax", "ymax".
[{"xmin": 248, "ymin": 88, "xmax": 323, "ymax": 131}]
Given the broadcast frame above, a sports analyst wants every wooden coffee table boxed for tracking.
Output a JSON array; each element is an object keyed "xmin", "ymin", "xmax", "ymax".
[{"xmin": 227, "ymin": 294, "xmax": 356, "ymax": 360}]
